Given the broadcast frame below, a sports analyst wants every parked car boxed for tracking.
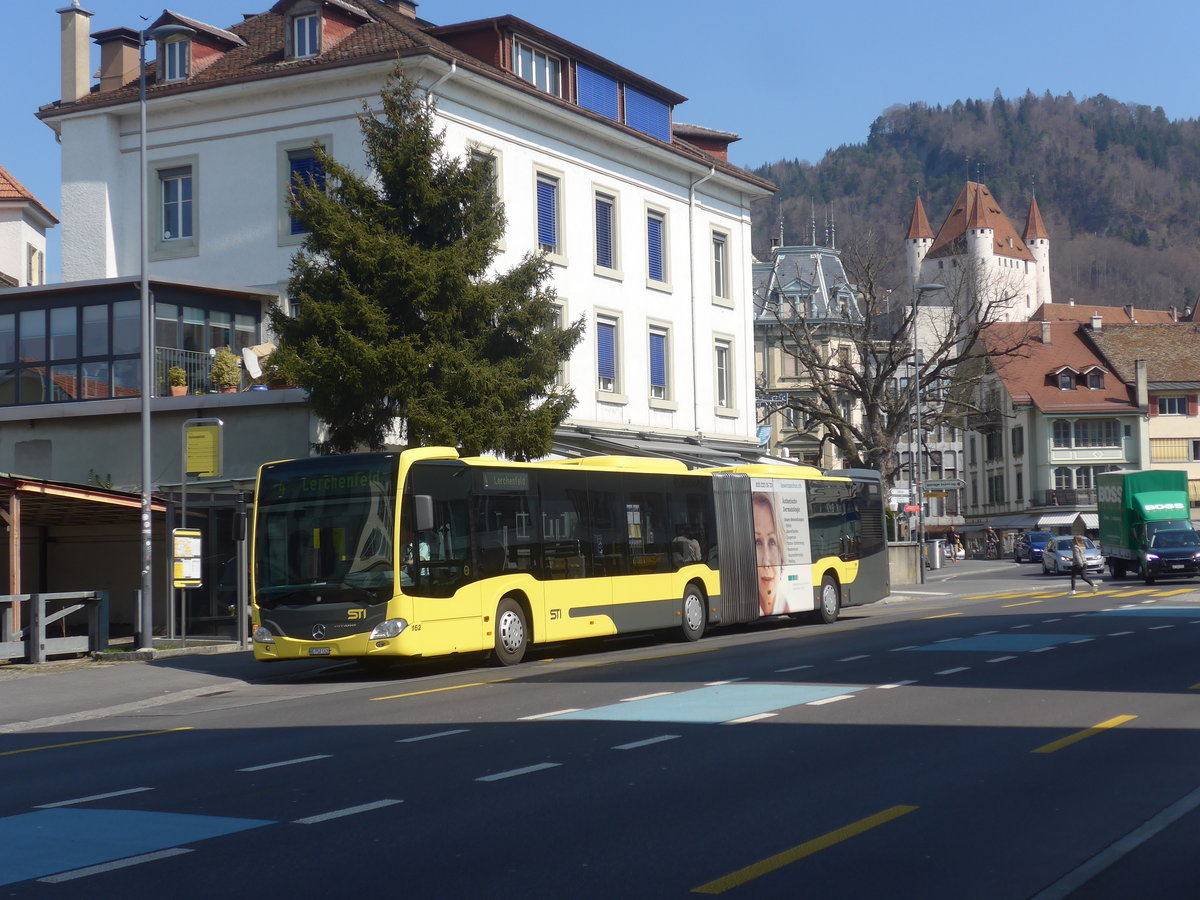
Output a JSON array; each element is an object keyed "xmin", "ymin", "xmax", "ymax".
[
  {"xmin": 1014, "ymin": 531, "xmax": 1054, "ymax": 563},
  {"xmin": 1042, "ymin": 536, "xmax": 1104, "ymax": 576}
]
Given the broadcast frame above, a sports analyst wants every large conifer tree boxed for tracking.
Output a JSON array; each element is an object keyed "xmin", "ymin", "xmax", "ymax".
[{"xmin": 270, "ymin": 68, "xmax": 582, "ymax": 457}]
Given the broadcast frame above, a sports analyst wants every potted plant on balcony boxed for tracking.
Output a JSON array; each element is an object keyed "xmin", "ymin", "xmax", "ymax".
[
  {"xmin": 167, "ymin": 366, "xmax": 188, "ymax": 397},
  {"xmin": 210, "ymin": 347, "xmax": 242, "ymax": 393}
]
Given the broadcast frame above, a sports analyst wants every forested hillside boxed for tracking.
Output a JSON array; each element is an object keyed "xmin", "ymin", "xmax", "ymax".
[{"xmin": 751, "ymin": 92, "xmax": 1200, "ymax": 312}]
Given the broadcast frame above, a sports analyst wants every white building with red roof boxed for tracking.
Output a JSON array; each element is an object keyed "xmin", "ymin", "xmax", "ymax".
[{"xmin": 0, "ymin": 165, "xmax": 58, "ymax": 288}]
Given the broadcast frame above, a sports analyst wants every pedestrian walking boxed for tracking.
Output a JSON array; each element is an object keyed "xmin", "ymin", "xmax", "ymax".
[{"xmin": 1069, "ymin": 534, "xmax": 1098, "ymax": 595}]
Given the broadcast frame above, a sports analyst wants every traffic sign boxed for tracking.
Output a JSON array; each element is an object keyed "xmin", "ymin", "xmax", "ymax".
[
  {"xmin": 903, "ymin": 505, "xmax": 920, "ymax": 512},
  {"xmin": 924, "ymin": 491, "xmax": 948, "ymax": 498},
  {"xmin": 924, "ymin": 478, "xmax": 965, "ymax": 491},
  {"xmin": 888, "ymin": 488, "xmax": 912, "ymax": 500}
]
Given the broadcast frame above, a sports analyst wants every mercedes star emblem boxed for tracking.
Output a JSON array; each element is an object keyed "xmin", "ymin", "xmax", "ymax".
[{"xmin": 312, "ymin": 624, "xmax": 326, "ymax": 640}]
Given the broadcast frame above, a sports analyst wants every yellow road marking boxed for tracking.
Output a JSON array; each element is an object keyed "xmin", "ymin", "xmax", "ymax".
[
  {"xmin": 1112, "ymin": 590, "xmax": 1156, "ymax": 597},
  {"xmin": 372, "ymin": 678, "xmax": 510, "ymax": 702},
  {"xmin": 1002, "ymin": 600, "xmax": 1042, "ymax": 608},
  {"xmin": 922, "ymin": 612, "xmax": 961, "ymax": 619},
  {"xmin": 1032, "ymin": 715, "xmax": 1137, "ymax": 754},
  {"xmin": 1157, "ymin": 589, "xmax": 1196, "ymax": 596},
  {"xmin": 0, "ymin": 726, "xmax": 193, "ymax": 758},
  {"xmin": 692, "ymin": 805, "xmax": 918, "ymax": 894}
]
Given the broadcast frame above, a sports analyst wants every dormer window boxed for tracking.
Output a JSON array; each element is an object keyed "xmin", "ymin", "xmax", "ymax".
[
  {"xmin": 162, "ymin": 37, "xmax": 190, "ymax": 82},
  {"xmin": 1058, "ymin": 372, "xmax": 1074, "ymax": 391},
  {"xmin": 1087, "ymin": 370, "xmax": 1104, "ymax": 390},
  {"xmin": 514, "ymin": 38, "xmax": 561, "ymax": 97},
  {"xmin": 292, "ymin": 12, "xmax": 320, "ymax": 58}
]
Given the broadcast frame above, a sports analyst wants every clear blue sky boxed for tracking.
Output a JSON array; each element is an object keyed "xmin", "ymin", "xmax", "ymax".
[{"xmin": 8, "ymin": 0, "xmax": 1200, "ymax": 280}]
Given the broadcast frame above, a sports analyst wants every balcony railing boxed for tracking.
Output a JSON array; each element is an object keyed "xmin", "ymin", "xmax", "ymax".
[{"xmin": 155, "ymin": 348, "xmax": 237, "ymax": 396}]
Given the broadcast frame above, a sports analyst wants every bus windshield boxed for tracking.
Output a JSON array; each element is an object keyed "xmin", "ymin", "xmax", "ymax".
[{"xmin": 254, "ymin": 454, "xmax": 398, "ymax": 608}]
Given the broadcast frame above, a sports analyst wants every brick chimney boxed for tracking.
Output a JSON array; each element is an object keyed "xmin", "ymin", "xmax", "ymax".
[
  {"xmin": 93, "ymin": 27, "xmax": 140, "ymax": 93},
  {"xmin": 1090, "ymin": 314, "xmax": 1102, "ymax": 332},
  {"xmin": 57, "ymin": 1, "xmax": 94, "ymax": 104},
  {"xmin": 1041, "ymin": 321, "xmax": 1052, "ymax": 345}
]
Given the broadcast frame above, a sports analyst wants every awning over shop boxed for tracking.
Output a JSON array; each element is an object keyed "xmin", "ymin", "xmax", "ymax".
[
  {"xmin": 1039, "ymin": 511, "xmax": 1080, "ymax": 527},
  {"xmin": 1080, "ymin": 513, "xmax": 1099, "ymax": 529}
]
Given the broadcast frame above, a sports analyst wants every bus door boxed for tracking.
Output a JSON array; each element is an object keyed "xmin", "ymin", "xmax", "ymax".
[
  {"xmin": 539, "ymin": 472, "xmax": 615, "ymax": 641},
  {"xmin": 402, "ymin": 466, "xmax": 481, "ymax": 654},
  {"xmin": 473, "ymin": 475, "xmax": 543, "ymax": 630}
]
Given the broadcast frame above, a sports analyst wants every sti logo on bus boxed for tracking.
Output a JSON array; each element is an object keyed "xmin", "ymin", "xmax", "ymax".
[{"xmin": 347, "ymin": 609, "xmax": 366, "ymax": 620}]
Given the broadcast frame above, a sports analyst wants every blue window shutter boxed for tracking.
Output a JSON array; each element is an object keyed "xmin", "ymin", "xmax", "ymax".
[
  {"xmin": 577, "ymin": 64, "xmax": 619, "ymax": 121},
  {"xmin": 595, "ymin": 197, "xmax": 613, "ymax": 268},
  {"xmin": 537, "ymin": 179, "xmax": 558, "ymax": 250},
  {"xmin": 646, "ymin": 214, "xmax": 664, "ymax": 281},
  {"xmin": 624, "ymin": 87, "xmax": 671, "ymax": 141},
  {"xmin": 597, "ymin": 321, "xmax": 615, "ymax": 381},
  {"xmin": 649, "ymin": 332, "xmax": 666, "ymax": 389}
]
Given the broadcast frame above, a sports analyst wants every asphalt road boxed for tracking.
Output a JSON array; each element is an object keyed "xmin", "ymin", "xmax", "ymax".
[{"xmin": 3, "ymin": 560, "xmax": 1200, "ymax": 898}]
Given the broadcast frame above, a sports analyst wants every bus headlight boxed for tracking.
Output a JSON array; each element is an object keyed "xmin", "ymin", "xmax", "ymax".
[
  {"xmin": 370, "ymin": 618, "xmax": 409, "ymax": 640},
  {"xmin": 253, "ymin": 625, "xmax": 275, "ymax": 644}
]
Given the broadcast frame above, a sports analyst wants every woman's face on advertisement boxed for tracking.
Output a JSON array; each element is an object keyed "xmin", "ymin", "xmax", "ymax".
[{"xmin": 754, "ymin": 501, "xmax": 781, "ymax": 605}]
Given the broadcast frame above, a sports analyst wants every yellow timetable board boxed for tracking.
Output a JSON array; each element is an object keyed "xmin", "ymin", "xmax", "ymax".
[{"xmin": 172, "ymin": 528, "xmax": 203, "ymax": 588}]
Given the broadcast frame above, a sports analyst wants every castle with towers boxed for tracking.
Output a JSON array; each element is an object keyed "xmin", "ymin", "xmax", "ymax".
[{"xmin": 905, "ymin": 181, "xmax": 1052, "ymax": 318}]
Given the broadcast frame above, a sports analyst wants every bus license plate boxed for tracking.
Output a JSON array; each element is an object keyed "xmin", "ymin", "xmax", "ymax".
[
  {"xmin": 308, "ymin": 647, "xmax": 331, "ymax": 656},
  {"xmin": 1170, "ymin": 564, "xmax": 1184, "ymax": 570}
]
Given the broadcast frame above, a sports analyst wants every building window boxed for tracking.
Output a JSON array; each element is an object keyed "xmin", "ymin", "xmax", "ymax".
[
  {"xmin": 1011, "ymin": 425, "xmax": 1024, "ymax": 458},
  {"xmin": 1015, "ymin": 470, "xmax": 1024, "ymax": 501},
  {"xmin": 1087, "ymin": 371, "xmax": 1104, "ymax": 389},
  {"xmin": 291, "ymin": 13, "xmax": 320, "ymax": 59},
  {"xmin": 160, "ymin": 166, "xmax": 193, "ymax": 241},
  {"xmin": 1073, "ymin": 419, "xmax": 1119, "ymax": 448},
  {"xmin": 596, "ymin": 316, "xmax": 619, "ymax": 393},
  {"xmin": 513, "ymin": 38, "xmax": 561, "ymax": 96},
  {"xmin": 536, "ymin": 172, "xmax": 561, "ymax": 257},
  {"xmin": 25, "ymin": 245, "xmax": 44, "ymax": 286},
  {"xmin": 1157, "ymin": 395, "xmax": 1188, "ymax": 416},
  {"xmin": 712, "ymin": 230, "xmax": 729, "ymax": 300},
  {"xmin": 648, "ymin": 328, "xmax": 668, "ymax": 400},
  {"xmin": 576, "ymin": 64, "xmax": 618, "ymax": 120},
  {"xmin": 286, "ymin": 148, "xmax": 325, "ymax": 235},
  {"xmin": 1055, "ymin": 466, "xmax": 1072, "ymax": 490},
  {"xmin": 624, "ymin": 86, "xmax": 671, "ymax": 141},
  {"xmin": 1052, "ymin": 419, "xmax": 1072, "ymax": 448},
  {"xmin": 1058, "ymin": 372, "xmax": 1074, "ymax": 390},
  {"xmin": 594, "ymin": 192, "xmax": 617, "ymax": 273},
  {"xmin": 646, "ymin": 209, "xmax": 667, "ymax": 285},
  {"xmin": 715, "ymin": 339, "xmax": 733, "ymax": 410},
  {"xmin": 550, "ymin": 302, "xmax": 567, "ymax": 388},
  {"xmin": 161, "ymin": 38, "xmax": 189, "ymax": 82},
  {"xmin": 1151, "ymin": 438, "xmax": 1200, "ymax": 462}
]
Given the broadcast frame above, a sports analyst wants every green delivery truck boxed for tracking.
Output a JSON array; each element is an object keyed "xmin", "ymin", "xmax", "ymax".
[{"xmin": 1097, "ymin": 470, "xmax": 1200, "ymax": 583}]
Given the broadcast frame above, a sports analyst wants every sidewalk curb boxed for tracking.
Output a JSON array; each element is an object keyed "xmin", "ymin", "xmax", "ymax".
[{"xmin": 92, "ymin": 642, "xmax": 248, "ymax": 663}]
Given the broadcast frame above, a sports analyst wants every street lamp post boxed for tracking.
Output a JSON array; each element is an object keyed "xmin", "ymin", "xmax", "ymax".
[
  {"xmin": 138, "ymin": 23, "xmax": 195, "ymax": 650},
  {"xmin": 912, "ymin": 282, "xmax": 945, "ymax": 584}
]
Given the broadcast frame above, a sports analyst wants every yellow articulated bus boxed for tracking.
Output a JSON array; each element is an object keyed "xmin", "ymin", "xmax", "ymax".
[{"xmin": 250, "ymin": 447, "xmax": 888, "ymax": 666}]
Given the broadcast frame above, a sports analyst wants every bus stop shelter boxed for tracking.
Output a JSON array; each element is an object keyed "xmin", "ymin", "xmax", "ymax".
[{"xmin": 0, "ymin": 473, "xmax": 168, "ymax": 631}]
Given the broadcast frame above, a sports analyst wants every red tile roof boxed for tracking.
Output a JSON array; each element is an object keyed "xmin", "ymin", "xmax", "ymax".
[
  {"xmin": 983, "ymin": 321, "xmax": 1137, "ymax": 413},
  {"xmin": 926, "ymin": 182, "xmax": 1034, "ymax": 262},
  {"xmin": 0, "ymin": 166, "xmax": 58, "ymax": 223},
  {"xmin": 905, "ymin": 196, "xmax": 933, "ymax": 240},
  {"xmin": 1029, "ymin": 303, "xmax": 1178, "ymax": 324},
  {"xmin": 40, "ymin": 1, "xmax": 772, "ymax": 193},
  {"xmin": 1022, "ymin": 195, "xmax": 1048, "ymax": 241}
]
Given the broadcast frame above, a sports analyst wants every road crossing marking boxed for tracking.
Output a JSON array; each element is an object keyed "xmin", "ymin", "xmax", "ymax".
[
  {"xmin": 292, "ymin": 799, "xmax": 402, "ymax": 824},
  {"xmin": 35, "ymin": 788, "xmax": 154, "ymax": 809},
  {"xmin": 620, "ymin": 692, "xmax": 674, "ymax": 702},
  {"xmin": 477, "ymin": 763, "xmax": 561, "ymax": 782},
  {"xmin": 725, "ymin": 712, "xmax": 778, "ymax": 724},
  {"xmin": 613, "ymin": 735, "xmax": 680, "ymax": 750},
  {"xmin": 807, "ymin": 695, "xmax": 855, "ymax": 706},
  {"xmin": 519, "ymin": 709, "xmax": 582, "ymax": 720},
  {"xmin": 775, "ymin": 665, "xmax": 813, "ymax": 672},
  {"xmin": 39, "ymin": 848, "xmax": 193, "ymax": 883},
  {"xmin": 396, "ymin": 729, "xmax": 470, "ymax": 743},
  {"xmin": 237, "ymin": 755, "xmax": 330, "ymax": 772},
  {"xmin": 936, "ymin": 667, "xmax": 970, "ymax": 675},
  {"xmin": 1033, "ymin": 715, "xmax": 1137, "ymax": 755},
  {"xmin": 877, "ymin": 680, "xmax": 917, "ymax": 689},
  {"xmin": 987, "ymin": 656, "xmax": 1017, "ymax": 663}
]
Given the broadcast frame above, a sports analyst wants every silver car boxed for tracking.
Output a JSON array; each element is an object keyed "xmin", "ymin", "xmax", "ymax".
[{"xmin": 1042, "ymin": 536, "xmax": 1104, "ymax": 575}]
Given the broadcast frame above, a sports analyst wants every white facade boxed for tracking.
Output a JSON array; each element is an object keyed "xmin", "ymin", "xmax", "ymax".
[
  {"xmin": 0, "ymin": 167, "xmax": 56, "ymax": 287},
  {"xmin": 48, "ymin": 18, "xmax": 771, "ymax": 454}
]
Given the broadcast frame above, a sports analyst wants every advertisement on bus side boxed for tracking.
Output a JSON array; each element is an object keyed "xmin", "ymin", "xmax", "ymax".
[{"xmin": 751, "ymin": 478, "xmax": 814, "ymax": 616}]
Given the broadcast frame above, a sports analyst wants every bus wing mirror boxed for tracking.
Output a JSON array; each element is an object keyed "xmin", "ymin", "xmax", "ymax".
[{"xmin": 413, "ymin": 495, "xmax": 434, "ymax": 533}]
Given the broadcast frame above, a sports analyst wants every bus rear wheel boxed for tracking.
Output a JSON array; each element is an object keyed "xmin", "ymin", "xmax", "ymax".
[
  {"xmin": 813, "ymin": 575, "xmax": 840, "ymax": 625},
  {"xmin": 492, "ymin": 597, "xmax": 528, "ymax": 666},
  {"xmin": 680, "ymin": 584, "xmax": 705, "ymax": 642}
]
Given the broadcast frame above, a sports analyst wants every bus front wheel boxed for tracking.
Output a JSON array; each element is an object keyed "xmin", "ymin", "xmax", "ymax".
[
  {"xmin": 492, "ymin": 597, "xmax": 528, "ymax": 666},
  {"xmin": 813, "ymin": 575, "xmax": 840, "ymax": 625},
  {"xmin": 680, "ymin": 584, "xmax": 706, "ymax": 642}
]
